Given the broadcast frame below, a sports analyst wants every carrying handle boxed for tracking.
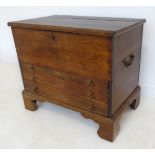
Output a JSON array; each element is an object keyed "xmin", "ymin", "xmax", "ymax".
[{"xmin": 122, "ymin": 54, "xmax": 135, "ymax": 67}]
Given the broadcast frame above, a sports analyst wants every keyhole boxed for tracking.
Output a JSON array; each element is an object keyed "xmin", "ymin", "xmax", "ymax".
[
  {"xmin": 52, "ymin": 35, "xmax": 55, "ymax": 40},
  {"xmin": 49, "ymin": 32, "xmax": 55, "ymax": 40}
]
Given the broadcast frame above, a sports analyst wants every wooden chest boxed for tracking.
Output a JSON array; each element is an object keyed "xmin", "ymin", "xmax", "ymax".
[{"xmin": 8, "ymin": 15, "xmax": 145, "ymax": 142}]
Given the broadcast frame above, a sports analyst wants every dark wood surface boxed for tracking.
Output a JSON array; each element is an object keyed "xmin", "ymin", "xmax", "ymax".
[
  {"xmin": 22, "ymin": 86, "xmax": 141, "ymax": 142},
  {"xmin": 111, "ymin": 25, "xmax": 143, "ymax": 115},
  {"xmin": 8, "ymin": 15, "xmax": 145, "ymax": 142},
  {"xmin": 8, "ymin": 15, "xmax": 145, "ymax": 36},
  {"xmin": 12, "ymin": 28, "xmax": 112, "ymax": 80},
  {"xmin": 20, "ymin": 62, "xmax": 108, "ymax": 104}
]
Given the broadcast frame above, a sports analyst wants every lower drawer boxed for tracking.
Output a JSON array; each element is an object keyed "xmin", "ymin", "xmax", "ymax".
[
  {"xmin": 24, "ymin": 80, "xmax": 108, "ymax": 116},
  {"xmin": 20, "ymin": 62, "xmax": 108, "ymax": 103}
]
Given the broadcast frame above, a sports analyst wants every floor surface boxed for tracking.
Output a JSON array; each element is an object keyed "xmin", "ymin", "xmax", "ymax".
[{"xmin": 0, "ymin": 62, "xmax": 155, "ymax": 148}]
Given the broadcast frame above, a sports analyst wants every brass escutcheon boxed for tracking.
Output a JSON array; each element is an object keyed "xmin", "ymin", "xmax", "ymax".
[
  {"xmin": 88, "ymin": 80, "xmax": 94, "ymax": 88},
  {"xmin": 29, "ymin": 64, "xmax": 35, "ymax": 72},
  {"xmin": 89, "ymin": 105, "xmax": 95, "ymax": 112},
  {"xmin": 32, "ymin": 86, "xmax": 38, "ymax": 92},
  {"xmin": 32, "ymin": 77, "xmax": 36, "ymax": 80},
  {"xmin": 88, "ymin": 91, "xmax": 95, "ymax": 98}
]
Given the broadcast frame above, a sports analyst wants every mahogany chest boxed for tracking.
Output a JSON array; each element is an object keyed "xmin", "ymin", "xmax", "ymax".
[{"xmin": 8, "ymin": 15, "xmax": 145, "ymax": 142}]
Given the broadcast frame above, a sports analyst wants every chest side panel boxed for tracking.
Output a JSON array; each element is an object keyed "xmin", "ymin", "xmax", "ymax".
[
  {"xmin": 111, "ymin": 25, "xmax": 143, "ymax": 115},
  {"xmin": 12, "ymin": 28, "xmax": 112, "ymax": 81}
]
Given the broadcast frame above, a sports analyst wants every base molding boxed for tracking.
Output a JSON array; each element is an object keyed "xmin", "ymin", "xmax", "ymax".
[{"xmin": 22, "ymin": 86, "xmax": 140, "ymax": 142}]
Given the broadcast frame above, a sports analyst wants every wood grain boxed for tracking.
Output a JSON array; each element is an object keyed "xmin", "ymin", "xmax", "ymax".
[
  {"xmin": 8, "ymin": 15, "xmax": 146, "ymax": 36},
  {"xmin": 12, "ymin": 28, "xmax": 112, "ymax": 80}
]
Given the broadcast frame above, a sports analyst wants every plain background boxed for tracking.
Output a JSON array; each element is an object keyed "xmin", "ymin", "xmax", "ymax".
[{"xmin": 0, "ymin": 6, "xmax": 155, "ymax": 98}]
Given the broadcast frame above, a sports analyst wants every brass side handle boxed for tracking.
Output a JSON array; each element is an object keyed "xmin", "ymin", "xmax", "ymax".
[{"xmin": 122, "ymin": 54, "xmax": 135, "ymax": 67}]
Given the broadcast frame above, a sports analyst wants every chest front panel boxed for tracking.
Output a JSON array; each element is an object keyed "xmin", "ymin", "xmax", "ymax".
[
  {"xmin": 8, "ymin": 15, "xmax": 145, "ymax": 142},
  {"xmin": 12, "ymin": 28, "xmax": 112, "ymax": 116},
  {"xmin": 13, "ymin": 28, "xmax": 112, "ymax": 81}
]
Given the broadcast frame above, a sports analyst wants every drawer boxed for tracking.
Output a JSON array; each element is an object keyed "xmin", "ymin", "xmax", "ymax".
[
  {"xmin": 13, "ymin": 28, "xmax": 112, "ymax": 80},
  {"xmin": 24, "ymin": 80, "xmax": 108, "ymax": 116},
  {"xmin": 20, "ymin": 62, "xmax": 109, "ymax": 103}
]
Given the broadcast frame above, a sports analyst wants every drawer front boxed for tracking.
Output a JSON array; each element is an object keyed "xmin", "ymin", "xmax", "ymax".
[
  {"xmin": 24, "ymin": 79, "xmax": 108, "ymax": 116},
  {"xmin": 20, "ymin": 62, "xmax": 108, "ymax": 104},
  {"xmin": 13, "ymin": 28, "xmax": 112, "ymax": 80}
]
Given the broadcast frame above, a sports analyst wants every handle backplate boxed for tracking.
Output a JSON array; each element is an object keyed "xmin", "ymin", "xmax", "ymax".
[{"xmin": 122, "ymin": 54, "xmax": 135, "ymax": 67}]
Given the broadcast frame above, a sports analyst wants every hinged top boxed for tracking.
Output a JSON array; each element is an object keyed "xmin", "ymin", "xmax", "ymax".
[{"xmin": 8, "ymin": 15, "xmax": 146, "ymax": 37}]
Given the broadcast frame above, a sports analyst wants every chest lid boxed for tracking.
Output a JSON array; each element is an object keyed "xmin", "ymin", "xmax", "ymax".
[{"xmin": 8, "ymin": 15, "xmax": 145, "ymax": 37}]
